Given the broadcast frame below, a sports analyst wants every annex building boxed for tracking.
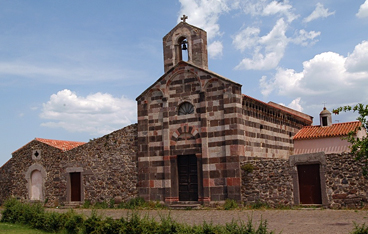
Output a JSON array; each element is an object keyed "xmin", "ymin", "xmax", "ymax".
[{"xmin": 1, "ymin": 19, "xmax": 367, "ymax": 209}]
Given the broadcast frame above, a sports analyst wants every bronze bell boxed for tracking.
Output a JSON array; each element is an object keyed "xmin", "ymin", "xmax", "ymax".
[{"xmin": 181, "ymin": 40, "xmax": 187, "ymax": 50}]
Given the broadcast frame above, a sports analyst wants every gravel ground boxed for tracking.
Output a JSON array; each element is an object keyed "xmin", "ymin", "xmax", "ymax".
[{"xmin": 42, "ymin": 208, "xmax": 368, "ymax": 234}]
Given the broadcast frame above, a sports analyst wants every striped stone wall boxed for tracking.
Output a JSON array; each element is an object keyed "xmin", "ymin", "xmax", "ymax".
[
  {"xmin": 241, "ymin": 96, "xmax": 311, "ymax": 159},
  {"xmin": 137, "ymin": 62, "xmax": 243, "ymax": 203}
]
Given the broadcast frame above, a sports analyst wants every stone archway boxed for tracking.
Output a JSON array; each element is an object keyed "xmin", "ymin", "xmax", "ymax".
[{"xmin": 25, "ymin": 164, "xmax": 47, "ymax": 201}]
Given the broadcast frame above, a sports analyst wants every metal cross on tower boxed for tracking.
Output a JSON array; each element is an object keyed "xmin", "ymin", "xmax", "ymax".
[{"xmin": 181, "ymin": 15, "xmax": 188, "ymax": 23}]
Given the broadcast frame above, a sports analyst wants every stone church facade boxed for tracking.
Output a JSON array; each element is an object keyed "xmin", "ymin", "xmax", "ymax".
[{"xmin": 0, "ymin": 20, "xmax": 367, "ymax": 208}]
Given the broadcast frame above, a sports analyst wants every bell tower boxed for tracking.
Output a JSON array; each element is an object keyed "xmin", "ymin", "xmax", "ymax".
[{"xmin": 163, "ymin": 15, "xmax": 208, "ymax": 73}]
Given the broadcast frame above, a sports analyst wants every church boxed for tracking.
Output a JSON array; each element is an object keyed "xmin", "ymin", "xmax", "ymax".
[{"xmin": 0, "ymin": 18, "xmax": 367, "ymax": 208}]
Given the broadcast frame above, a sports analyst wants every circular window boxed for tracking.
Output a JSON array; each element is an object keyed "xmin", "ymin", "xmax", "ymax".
[{"xmin": 178, "ymin": 102, "xmax": 194, "ymax": 115}]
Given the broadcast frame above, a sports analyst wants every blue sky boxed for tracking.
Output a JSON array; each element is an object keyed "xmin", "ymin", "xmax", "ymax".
[{"xmin": 1, "ymin": 0, "xmax": 368, "ymax": 166}]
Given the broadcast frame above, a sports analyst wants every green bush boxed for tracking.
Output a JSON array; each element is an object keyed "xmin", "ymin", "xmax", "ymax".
[
  {"xmin": 1, "ymin": 198, "xmax": 276, "ymax": 234},
  {"xmin": 241, "ymin": 163, "xmax": 254, "ymax": 174},
  {"xmin": 249, "ymin": 201, "xmax": 270, "ymax": 209},
  {"xmin": 223, "ymin": 199, "xmax": 239, "ymax": 210},
  {"xmin": 82, "ymin": 200, "xmax": 91, "ymax": 209}
]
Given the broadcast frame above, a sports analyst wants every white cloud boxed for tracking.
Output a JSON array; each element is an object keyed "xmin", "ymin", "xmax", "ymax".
[
  {"xmin": 287, "ymin": 97, "xmax": 303, "ymax": 112},
  {"xmin": 291, "ymin": 29, "xmax": 321, "ymax": 46},
  {"xmin": 260, "ymin": 40, "xmax": 368, "ymax": 119},
  {"xmin": 40, "ymin": 89, "xmax": 136, "ymax": 135},
  {"xmin": 262, "ymin": 0, "xmax": 298, "ymax": 22},
  {"xmin": 303, "ymin": 3, "xmax": 335, "ymax": 23},
  {"xmin": 357, "ymin": 0, "xmax": 368, "ymax": 18},
  {"xmin": 234, "ymin": 18, "xmax": 288, "ymax": 70},
  {"xmin": 208, "ymin": 41, "xmax": 223, "ymax": 58},
  {"xmin": 345, "ymin": 41, "xmax": 368, "ymax": 73},
  {"xmin": 239, "ymin": 0, "xmax": 298, "ymax": 22}
]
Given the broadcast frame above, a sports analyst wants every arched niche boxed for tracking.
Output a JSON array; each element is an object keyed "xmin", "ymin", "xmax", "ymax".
[{"xmin": 25, "ymin": 164, "xmax": 47, "ymax": 201}]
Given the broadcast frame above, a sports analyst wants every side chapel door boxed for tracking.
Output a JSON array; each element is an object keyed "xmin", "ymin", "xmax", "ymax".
[
  {"xmin": 298, "ymin": 164, "xmax": 322, "ymax": 204},
  {"xmin": 70, "ymin": 172, "xmax": 81, "ymax": 202}
]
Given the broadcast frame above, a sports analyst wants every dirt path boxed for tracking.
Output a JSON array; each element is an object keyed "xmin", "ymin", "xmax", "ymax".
[{"xmin": 44, "ymin": 208, "xmax": 368, "ymax": 234}]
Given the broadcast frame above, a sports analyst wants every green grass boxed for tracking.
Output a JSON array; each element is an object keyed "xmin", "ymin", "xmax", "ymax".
[{"xmin": 0, "ymin": 222, "xmax": 50, "ymax": 234}]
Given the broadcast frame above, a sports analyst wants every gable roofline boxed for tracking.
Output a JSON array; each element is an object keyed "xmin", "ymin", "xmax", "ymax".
[
  {"xmin": 0, "ymin": 158, "xmax": 12, "ymax": 171},
  {"xmin": 136, "ymin": 61, "xmax": 241, "ymax": 101},
  {"xmin": 242, "ymin": 94, "xmax": 313, "ymax": 124},
  {"xmin": 163, "ymin": 22, "xmax": 206, "ymax": 41},
  {"xmin": 12, "ymin": 138, "xmax": 86, "ymax": 154},
  {"xmin": 293, "ymin": 121, "xmax": 362, "ymax": 140}
]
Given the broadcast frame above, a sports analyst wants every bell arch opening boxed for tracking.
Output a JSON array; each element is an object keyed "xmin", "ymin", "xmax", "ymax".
[{"xmin": 178, "ymin": 37, "xmax": 189, "ymax": 62}]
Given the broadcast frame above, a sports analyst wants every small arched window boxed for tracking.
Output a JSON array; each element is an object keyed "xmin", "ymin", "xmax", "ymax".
[{"xmin": 178, "ymin": 102, "xmax": 194, "ymax": 115}]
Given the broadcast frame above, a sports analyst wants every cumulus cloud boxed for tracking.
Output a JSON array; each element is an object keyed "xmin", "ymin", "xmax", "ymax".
[
  {"xmin": 260, "ymin": 40, "xmax": 368, "ymax": 118},
  {"xmin": 234, "ymin": 18, "xmax": 288, "ymax": 70},
  {"xmin": 40, "ymin": 89, "xmax": 136, "ymax": 135},
  {"xmin": 356, "ymin": 0, "xmax": 368, "ymax": 18},
  {"xmin": 208, "ymin": 41, "xmax": 223, "ymax": 58},
  {"xmin": 287, "ymin": 97, "xmax": 303, "ymax": 112},
  {"xmin": 345, "ymin": 41, "xmax": 368, "ymax": 73},
  {"xmin": 303, "ymin": 3, "xmax": 335, "ymax": 23}
]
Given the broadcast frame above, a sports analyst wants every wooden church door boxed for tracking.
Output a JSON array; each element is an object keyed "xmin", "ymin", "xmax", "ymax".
[
  {"xmin": 298, "ymin": 164, "xmax": 322, "ymax": 204},
  {"xmin": 178, "ymin": 155, "xmax": 198, "ymax": 201},
  {"xmin": 70, "ymin": 172, "xmax": 81, "ymax": 202}
]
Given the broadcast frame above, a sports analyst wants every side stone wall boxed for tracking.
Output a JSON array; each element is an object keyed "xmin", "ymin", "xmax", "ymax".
[
  {"xmin": 325, "ymin": 153, "xmax": 368, "ymax": 208},
  {"xmin": 0, "ymin": 159, "xmax": 13, "ymax": 204},
  {"xmin": 62, "ymin": 124, "xmax": 138, "ymax": 205},
  {"xmin": 241, "ymin": 153, "xmax": 368, "ymax": 209},
  {"xmin": 241, "ymin": 158, "xmax": 294, "ymax": 207}
]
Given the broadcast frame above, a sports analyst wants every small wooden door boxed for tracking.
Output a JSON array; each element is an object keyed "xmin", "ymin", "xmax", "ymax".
[
  {"xmin": 298, "ymin": 164, "xmax": 322, "ymax": 204},
  {"xmin": 70, "ymin": 172, "xmax": 81, "ymax": 202},
  {"xmin": 178, "ymin": 155, "xmax": 198, "ymax": 201}
]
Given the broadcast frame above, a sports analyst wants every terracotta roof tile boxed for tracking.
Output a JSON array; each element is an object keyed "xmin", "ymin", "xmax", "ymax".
[
  {"xmin": 35, "ymin": 138, "xmax": 86, "ymax": 151},
  {"xmin": 293, "ymin": 121, "xmax": 362, "ymax": 140}
]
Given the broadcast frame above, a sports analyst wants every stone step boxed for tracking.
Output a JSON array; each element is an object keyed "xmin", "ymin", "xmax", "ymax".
[{"xmin": 169, "ymin": 203, "xmax": 202, "ymax": 210}]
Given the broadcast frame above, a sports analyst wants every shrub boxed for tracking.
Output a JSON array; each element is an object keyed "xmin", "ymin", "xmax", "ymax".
[
  {"xmin": 1, "ymin": 198, "xmax": 276, "ymax": 234},
  {"xmin": 248, "ymin": 201, "xmax": 270, "ymax": 209},
  {"xmin": 223, "ymin": 199, "xmax": 239, "ymax": 210},
  {"xmin": 93, "ymin": 201, "xmax": 109, "ymax": 209},
  {"xmin": 82, "ymin": 200, "xmax": 91, "ymax": 209},
  {"xmin": 241, "ymin": 163, "xmax": 254, "ymax": 174}
]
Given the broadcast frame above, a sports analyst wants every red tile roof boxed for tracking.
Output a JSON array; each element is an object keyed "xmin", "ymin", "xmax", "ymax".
[
  {"xmin": 293, "ymin": 121, "xmax": 362, "ymax": 140},
  {"xmin": 35, "ymin": 138, "xmax": 86, "ymax": 151}
]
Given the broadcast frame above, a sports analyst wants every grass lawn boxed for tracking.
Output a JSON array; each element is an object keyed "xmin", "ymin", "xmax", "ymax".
[{"xmin": 0, "ymin": 223, "xmax": 51, "ymax": 234}]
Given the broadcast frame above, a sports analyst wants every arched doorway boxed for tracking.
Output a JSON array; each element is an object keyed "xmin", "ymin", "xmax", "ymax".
[{"xmin": 30, "ymin": 170, "xmax": 42, "ymax": 200}]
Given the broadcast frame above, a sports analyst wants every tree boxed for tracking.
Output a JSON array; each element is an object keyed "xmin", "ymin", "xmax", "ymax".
[{"xmin": 333, "ymin": 103, "xmax": 368, "ymax": 176}]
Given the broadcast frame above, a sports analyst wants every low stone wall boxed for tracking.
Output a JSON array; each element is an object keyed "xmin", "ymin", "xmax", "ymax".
[
  {"xmin": 241, "ymin": 159, "xmax": 293, "ymax": 207},
  {"xmin": 241, "ymin": 153, "xmax": 368, "ymax": 209},
  {"xmin": 325, "ymin": 153, "xmax": 368, "ymax": 208}
]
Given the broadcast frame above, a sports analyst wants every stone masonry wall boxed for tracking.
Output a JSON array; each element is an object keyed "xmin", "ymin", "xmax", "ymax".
[
  {"xmin": 241, "ymin": 158, "xmax": 294, "ymax": 207},
  {"xmin": 325, "ymin": 153, "xmax": 368, "ymax": 208},
  {"xmin": 241, "ymin": 153, "xmax": 368, "ymax": 209},
  {"xmin": 62, "ymin": 124, "xmax": 138, "ymax": 205},
  {"xmin": 0, "ymin": 159, "xmax": 13, "ymax": 204},
  {"xmin": 10, "ymin": 141, "xmax": 65, "ymax": 207},
  {"xmin": 242, "ymin": 96, "xmax": 311, "ymax": 159}
]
